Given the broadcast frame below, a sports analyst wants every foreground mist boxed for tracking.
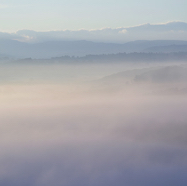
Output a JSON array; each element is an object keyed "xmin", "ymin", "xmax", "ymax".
[{"xmin": 0, "ymin": 61, "xmax": 187, "ymax": 186}]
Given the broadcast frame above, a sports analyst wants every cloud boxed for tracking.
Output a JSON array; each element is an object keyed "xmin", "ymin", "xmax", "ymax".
[
  {"xmin": 0, "ymin": 21, "xmax": 185, "ymax": 43},
  {"xmin": 0, "ymin": 62, "xmax": 187, "ymax": 185},
  {"xmin": 118, "ymin": 29, "xmax": 127, "ymax": 34}
]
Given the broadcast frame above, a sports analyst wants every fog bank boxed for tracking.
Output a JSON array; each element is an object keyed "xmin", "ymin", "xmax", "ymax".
[{"xmin": 0, "ymin": 61, "xmax": 187, "ymax": 186}]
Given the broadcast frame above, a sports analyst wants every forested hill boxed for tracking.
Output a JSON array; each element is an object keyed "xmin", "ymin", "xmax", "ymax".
[
  {"xmin": 34, "ymin": 52, "xmax": 187, "ymax": 63},
  {"xmin": 2, "ymin": 52, "xmax": 187, "ymax": 64}
]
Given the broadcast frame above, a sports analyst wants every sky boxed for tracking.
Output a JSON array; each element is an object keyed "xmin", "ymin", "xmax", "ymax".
[{"xmin": 0, "ymin": 0, "xmax": 187, "ymax": 32}]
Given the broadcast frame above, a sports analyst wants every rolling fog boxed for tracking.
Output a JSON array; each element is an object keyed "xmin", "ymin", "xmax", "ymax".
[{"xmin": 0, "ymin": 61, "xmax": 187, "ymax": 186}]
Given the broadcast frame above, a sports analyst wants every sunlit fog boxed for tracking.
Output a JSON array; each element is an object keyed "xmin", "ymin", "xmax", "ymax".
[{"xmin": 0, "ymin": 60, "xmax": 187, "ymax": 186}]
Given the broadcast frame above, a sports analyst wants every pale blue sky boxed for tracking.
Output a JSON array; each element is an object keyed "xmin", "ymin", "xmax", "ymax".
[{"xmin": 0, "ymin": 0, "xmax": 187, "ymax": 32}]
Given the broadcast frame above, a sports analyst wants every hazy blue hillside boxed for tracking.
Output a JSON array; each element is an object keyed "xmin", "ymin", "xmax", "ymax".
[
  {"xmin": 95, "ymin": 65, "xmax": 187, "ymax": 94},
  {"xmin": 1, "ymin": 39, "xmax": 187, "ymax": 58},
  {"xmin": 144, "ymin": 45, "xmax": 187, "ymax": 53},
  {"xmin": 99, "ymin": 65, "xmax": 187, "ymax": 83}
]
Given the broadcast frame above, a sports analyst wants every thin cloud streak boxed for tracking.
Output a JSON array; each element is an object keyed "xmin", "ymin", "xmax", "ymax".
[{"xmin": 0, "ymin": 21, "xmax": 187, "ymax": 43}]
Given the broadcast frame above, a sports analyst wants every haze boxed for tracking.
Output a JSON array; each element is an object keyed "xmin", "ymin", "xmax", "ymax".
[{"xmin": 0, "ymin": 61, "xmax": 187, "ymax": 186}]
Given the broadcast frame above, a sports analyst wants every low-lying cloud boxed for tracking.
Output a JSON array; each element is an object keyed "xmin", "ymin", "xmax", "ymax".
[
  {"xmin": 0, "ymin": 61, "xmax": 187, "ymax": 185},
  {"xmin": 1, "ymin": 21, "xmax": 187, "ymax": 43}
]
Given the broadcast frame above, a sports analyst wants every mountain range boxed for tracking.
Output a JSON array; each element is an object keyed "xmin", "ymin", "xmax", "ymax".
[
  {"xmin": 1, "ymin": 21, "xmax": 187, "ymax": 58},
  {"xmin": 1, "ymin": 39, "xmax": 187, "ymax": 59}
]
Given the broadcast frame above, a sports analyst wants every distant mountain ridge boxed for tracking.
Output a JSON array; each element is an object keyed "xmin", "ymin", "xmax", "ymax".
[
  {"xmin": 144, "ymin": 45, "xmax": 187, "ymax": 53},
  {"xmin": 1, "ymin": 39, "xmax": 187, "ymax": 58}
]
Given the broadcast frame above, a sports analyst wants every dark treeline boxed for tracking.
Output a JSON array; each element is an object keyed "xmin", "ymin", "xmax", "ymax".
[
  {"xmin": 52, "ymin": 52, "xmax": 187, "ymax": 62},
  {"xmin": 2, "ymin": 52, "xmax": 187, "ymax": 63}
]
